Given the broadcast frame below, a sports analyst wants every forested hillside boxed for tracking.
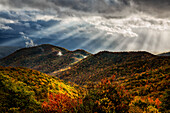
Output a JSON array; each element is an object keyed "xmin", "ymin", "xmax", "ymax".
[
  {"xmin": 0, "ymin": 44, "xmax": 91, "ymax": 74},
  {"xmin": 0, "ymin": 66, "xmax": 83, "ymax": 112},
  {"xmin": 0, "ymin": 45, "xmax": 169, "ymax": 113},
  {"xmin": 1, "ymin": 65, "xmax": 169, "ymax": 112},
  {"xmin": 58, "ymin": 51, "xmax": 170, "ymax": 85}
]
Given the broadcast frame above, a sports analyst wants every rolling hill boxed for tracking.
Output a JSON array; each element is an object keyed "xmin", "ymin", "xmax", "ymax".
[
  {"xmin": 82, "ymin": 65, "xmax": 170, "ymax": 113},
  {"xmin": 0, "ymin": 45, "xmax": 169, "ymax": 86},
  {"xmin": 58, "ymin": 51, "xmax": 170, "ymax": 85},
  {"xmin": 0, "ymin": 66, "xmax": 83, "ymax": 112},
  {"xmin": 0, "ymin": 45, "xmax": 169, "ymax": 112},
  {"xmin": 0, "ymin": 44, "xmax": 91, "ymax": 74}
]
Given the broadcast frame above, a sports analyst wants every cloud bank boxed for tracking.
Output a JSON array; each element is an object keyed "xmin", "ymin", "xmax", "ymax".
[
  {"xmin": 82, "ymin": 13, "xmax": 170, "ymax": 37},
  {"xmin": 0, "ymin": 0, "xmax": 170, "ymax": 18},
  {"xmin": 20, "ymin": 32, "xmax": 37, "ymax": 47},
  {"xmin": 0, "ymin": 0, "xmax": 170, "ymax": 54}
]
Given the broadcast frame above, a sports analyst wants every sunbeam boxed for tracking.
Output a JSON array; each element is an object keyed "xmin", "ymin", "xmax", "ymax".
[
  {"xmin": 140, "ymin": 30, "xmax": 157, "ymax": 52},
  {"xmin": 126, "ymin": 36, "xmax": 138, "ymax": 51},
  {"xmin": 113, "ymin": 37, "xmax": 130, "ymax": 51},
  {"xmin": 1, "ymin": 7, "xmax": 170, "ymax": 54},
  {"xmin": 0, "ymin": 38, "xmax": 23, "ymax": 46},
  {"xmin": 151, "ymin": 33, "xmax": 159, "ymax": 52},
  {"xmin": 77, "ymin": 31, "xmax": 106, "ymax": 49},
  {"xmin": 94, "ymin": 34, "xmax": 118, "ymax": 52},
  {"xmin": 88, "ymin": 35, "xmax": 107, "ymax": 53},
  {"xmin": 158, "ymin": 31, "xmax": 170, "ymax": 53},
  {"xmin": 30, "ymin": 18, "xmax": 84, "ymax": 39},
  {"xmin": 57, "ymin": 25, "xmax": 91, "ymax": 41}
]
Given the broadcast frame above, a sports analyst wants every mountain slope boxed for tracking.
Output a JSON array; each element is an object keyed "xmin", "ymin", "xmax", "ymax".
[
  {"xmin": 82, "ymin": 65, "xmax": 170, "ymax": 113},
  {"xmin": 58, "ymin": 51, "xmax": 170, "ymax": 85},
  {"xmin": 0, "ymin": 44, "xmax": 91, "ymax": 74},
  {"xmin": 0, "ymin": 49, "xmax": 169, "ymax": 112},
  {"xmin": 0, "ymin": 66, "xmax": 81, "ymax": 112}
]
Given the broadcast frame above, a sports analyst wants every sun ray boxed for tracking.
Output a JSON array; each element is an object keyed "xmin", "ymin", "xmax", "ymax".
[
  {"xmin": 157, "ymin": 31, "xmax": 170, "ymax": 52},
  {"xmin": 30, "ymin": 18, "xmax": 84, "ymax": 39},
  {"xmin": 151, "ymin": 34, "xmax": 158, "ymax": 52},
  {"xmin": 126, "ymin": 37, "xmax": 138, "ymax": 51},
  {"xmin": 0, "ymin": 38, "xmax": 23, "ymax": 46},
  {"xmin": 140, "ymin": 32, "xmax": 152, "ymax": 51},
  {"xmin": 46, "ymin": 24, "xmax": 92, "ymax": 47},
  {"xmin": 88, "ymin": 35, "xmax": 108, "ymax": 53},
  {"xmin": 57, "ymin": 25, "xmax": 91, "ymax": 41},
  {"xmin": 113, "ymin": 37, "xmax": 130, "ymax": 51},
  {"xmin": 77, "ymin": 31, "xmax": 105, "ymax": 49},
  {"xmin": 154, "ymin": 34, "xmax": 161, "ymax": 52},
  {"xmin": 94, "ymin": 34, "xmax": 118, "ymax": 52},
  {"xmin": 146, "ymin": 34, "xmax": 155, "ymax": 51}
]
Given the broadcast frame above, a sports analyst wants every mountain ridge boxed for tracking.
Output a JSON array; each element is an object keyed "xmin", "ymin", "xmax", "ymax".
[
  {"xmin": 0, "ymin": 44, "xmax": 169, "ymax": 83},
  {"xmin": 158, "ymin": 51, "xmax": 170, "ymax": 56},
  {"xmin": 0, "ymin": 45, "xmax": 169, "ymax": 112},
  {"xmin": 0, "ymin": 44, "xmax": 91, "ymax": 74},
  {"xmin": 57, "ymin": 50, "xmax": 169, "ymax": 85}
]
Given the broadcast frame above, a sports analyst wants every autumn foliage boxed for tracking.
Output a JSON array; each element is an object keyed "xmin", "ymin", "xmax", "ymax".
[
  {"xmin": 0, "ymin": 50, "xmax": 169, "ymax": 112},
  {"xmin": 42, "ymin": 93, "xmax": 82, "ymax": 113},
  {"xmin": 0, "ymin": 66, "xmax": 81, "ymax": 112}
]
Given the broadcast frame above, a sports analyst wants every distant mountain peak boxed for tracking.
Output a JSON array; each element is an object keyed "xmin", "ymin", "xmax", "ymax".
[
  {"xmin": 31, "ymin": 44, "xmax": 69, "ymax": 53},
  {"xmin": 73, "ymin": 49, "xmax": 91, "ymax": 56},
  {"xmin": 158, "ymin": 52, "xmax": 170, "ymax": 56},
  {"xmin": 94, "ymin": 51, "xmax": 154, "ymax": 57},
  {"xmin": 0, "ymin": 44, "xmax": 91, "ymax": 74}
]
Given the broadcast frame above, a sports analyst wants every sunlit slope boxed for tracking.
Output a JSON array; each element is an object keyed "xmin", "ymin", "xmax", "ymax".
[
  {"xmin": 58, "ymin": 51, "xmax": 170, "ymax": 85},
  {"xmin": 0, "ymin": 44, "xmax": 91, "ymax": 74},
  {"xmin": 0, "ymin": 66, "xmax": 81, "ymax": 112}
]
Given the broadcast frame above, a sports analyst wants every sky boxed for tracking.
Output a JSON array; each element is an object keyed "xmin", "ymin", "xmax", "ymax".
[{"xmin": 0, "ymin": 0, "xmax": 170, "ymax": 54}]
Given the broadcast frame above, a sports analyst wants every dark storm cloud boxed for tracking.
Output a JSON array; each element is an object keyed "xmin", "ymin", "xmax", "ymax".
[
  {"xmin": 0, "ymin": 0, "xmax": 131, "ymax": 13},
  {"xmin": 0, "ymin": 0, "xmax": 58, "ymax": 10},
  {"xmin": 0, "ymin": 0, "xmax": 170, "ymax": 17},
  {"xmin": 133, "ymin": 0, "xmax": 170, "ymax": 17}
]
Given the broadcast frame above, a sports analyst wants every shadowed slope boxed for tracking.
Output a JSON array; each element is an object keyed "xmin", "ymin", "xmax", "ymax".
[
  {"xmin": 0, "ymin": 44, "xmax": 91, "ymax": 74},
  {"xmin": 58, "ymin": 51, "xmax": 170, "ymax": 85}
]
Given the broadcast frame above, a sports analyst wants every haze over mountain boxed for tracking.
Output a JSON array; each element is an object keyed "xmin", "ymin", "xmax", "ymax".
[{"xmin": 0, "ymin": 0, "xmax": 170, "ymax": 53}]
